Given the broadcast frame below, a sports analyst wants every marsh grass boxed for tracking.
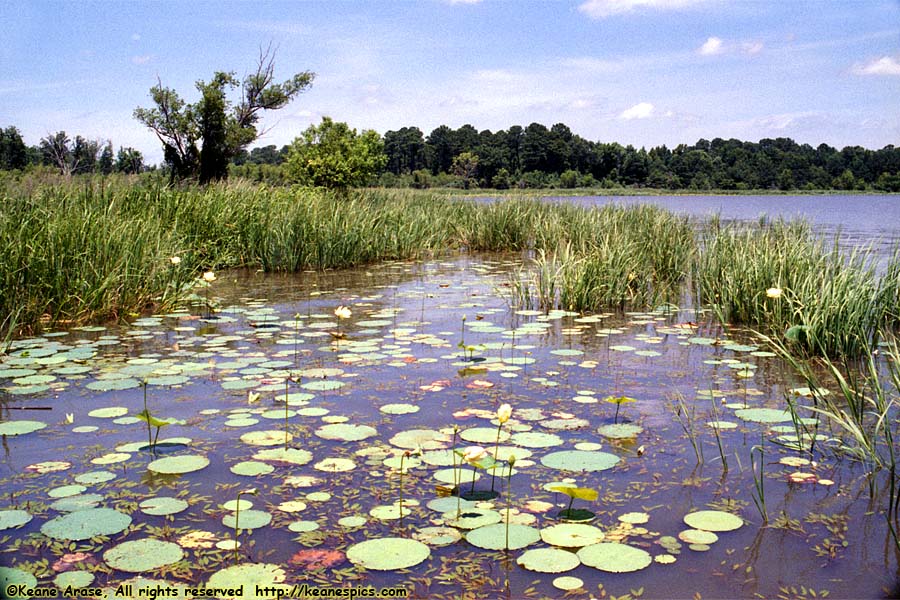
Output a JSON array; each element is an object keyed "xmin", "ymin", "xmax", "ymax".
[{"xmin": 2, "ymin": 174, "xmax": 898, "ymax": 359}]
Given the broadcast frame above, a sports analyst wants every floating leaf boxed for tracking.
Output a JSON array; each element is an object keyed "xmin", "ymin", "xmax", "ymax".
[
  {"xmin": 549, "ymin": 486, "xmax": 599, "ymax": 502},
  {"xmin": 104, "ymin": 539, "xmax": 183, "ymax": 573},
  {"xmin": 147, "ymin": 454, "xmax": 209, "ymax": 474},
  {"xmin": 553, "ymin": 576, "xmax": 584, "ymax": 591},
  {"xmin": 465, "ymin": 523, "xmax": 540, "ymax": 550},
  {"xmin": 517, "ymin": 548, "xmax": 581, "ymax": 573},
  {"xmin": 0, "ymin": 420, "xmax": 46, "ymax": 436},
  {"xmin": 413, "ymin": 526, "xmax": 462, "ymax": 547},
  {"xmin": 541, "ymin": 450, "xmax": 620, "ymax": 472},
  {"xmin": 597, "ymin": 423, "xmax": 643, "ymax": 439},
  {"xmin": 41, "ymin": 507, "xmax": 131, "ymax": 540},
  {"xmin": 577, "ymin": 542, "xmax": 652, "ymax": 573},
  {"xmin": 734, "ymin": 408, "xmax": 793, "ymax": 423},
  {"xmin": 0, "ymin": 567, "xmax": 37, "ymax": 597},
  {"xmin": 223, "ymin": 509, "xmax": 272, "ymax": 530},
  {"xmin": 541, "ymin": 523, "xmax": 606, "ymax": 547},
  {"xmin": 140, "ymin": 497, "xmax": 189, "ymax": 516},
  {"xmin": 682, "ymin": 510, "xmax": 744, "ymax": 532},
  {"xmin": 346, "ymin": 538, "xmax": 430, "ymax": 570},
  {"xmin": 315, "ymin": 423, "xmax": 378, "ymax": 442},
  {"xmin": 207, "ymin": 564, "xmax": 286, "ymax": 595},
  {"xmin": 0, "ymin": 509, "xmax": 32, "ymax": 530}
]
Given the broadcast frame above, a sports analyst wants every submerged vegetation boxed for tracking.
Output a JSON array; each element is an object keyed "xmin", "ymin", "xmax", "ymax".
[{"xmin": 2, "ymin": 175, "xmax": 899, "ymax": 360}]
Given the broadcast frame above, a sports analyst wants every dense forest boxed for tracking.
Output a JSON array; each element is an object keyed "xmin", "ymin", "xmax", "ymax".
[{"xmin": 3, "ymin": 122, "xmax": 899, "ymax": 192}]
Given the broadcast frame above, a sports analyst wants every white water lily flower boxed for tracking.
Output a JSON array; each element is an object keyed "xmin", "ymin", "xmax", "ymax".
[
  {"xmin": 203, "ymin": 271, "xmax": 216, "ymax": 283},
  {"xmin": 496, "ymin": 403, "xmax": 512, "ymax": 424},
  {"xmin": 334, "ymin": 305, "xmax": 352, "ymax": 320},
  {"xmin": 462, "ymin": 446, "xmax": 487, "ymax": 463},
  {"xmin": 169, "ymin": 256, "xmax": 181, "ymax": 266},
  {"xmin": 766, "ymin": 287, "xmax": 783, "ymax": 299}
]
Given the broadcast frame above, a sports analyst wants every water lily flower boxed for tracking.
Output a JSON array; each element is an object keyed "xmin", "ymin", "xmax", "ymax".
[
  {"xmin": 242, "ymin": 487, "xmax": 258, "ymax": 495},
  {"xmin": 462, "ymin": 445, "xmax": 487, "ymax": 463},
  {"xmin": 65, "ymin": 413, "xmax": 74, "ymax": 424},
  {"xmin": 766, "ymin": 287, "xmax": 783, "ymax": 299},
  {"xmin": 170, "ymin": 256, "xmax": 181, "ymax": 266},
  {"xmin": 334, "ymin": 305, "xmax": 352, "ymax": 320},
  {"xmin": 496, "ymin": 403, "xmax": 512, "ymax": 424}
]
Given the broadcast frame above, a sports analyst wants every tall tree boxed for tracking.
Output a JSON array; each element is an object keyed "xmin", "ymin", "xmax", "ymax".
[
  {"xmin": 285, "ymin": 117, "xmax": 386, "ymax": 190},
  {"xmin": 135, "ymin": 47, "xmax": 313, "ymax": 183},
  {"xmin": 0, "ymin": 126, "xmax": 28, "ymax": 170}
]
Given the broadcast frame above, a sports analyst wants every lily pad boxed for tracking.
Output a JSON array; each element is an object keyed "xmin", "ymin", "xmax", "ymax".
[
  {"xmin": 223, "ymin": 509, "xmax": 272, "ymax": 530},
  {"xmin": 0, "ymin": 509, "xmax": 32, "ymax": 530},
  {"xmin": 253, "ymin": 448, "xmax": 312, "ymax": 466},
  {"xmin": 508, "ymin": 431, "xmax": 564, "ymax": 448},
  {"xmin": 597, "ymin": 423, "xmax": 643, "ymax": 439},
  {"xmin": 54, "ymin": 570, "xmax": 95, "ymax": 589},
  {"xmin": 104, "ymin": 538, "xmax": 184, "ymax": 572},
  {"xmin": 541, "ymin": 450, "xmax": 620, "ymax": 472},
  {"xmin": 0, "ymin": 567, "xmax": 37, "ymax": 597},
  {"xmin": 517, "ymin": 547, "xmax": 581, "ymax": 573},
  {"xmin": 88, "ymin": 406, "xmax": 129, "ymax": 418},
  {"xmin": 207, "ymin": 563, "xmax": 286, "ymax": 595},
  {"xmin": 241, "ymin": 430, "xmax": 292, "ymax": 446},
  {"xmin": 346, "ymin": 538, "xmax": 430, "ymax": 571},
  {"xmin": 734, "ymin": 408, "xmax": 793, "ymax": 423},
  {"xmin": 147, "ymin": 454, "xmax": 210, "ymax": 474},
  {"xmin": 683, "ymin": 510, "xmax": 744, "ymax": 532},
  {"xmin": 577, "ymin": 542, "xmax": 652, "ymax": 573},
  {"xmin": 0, "ymin": 420, "xmax": 46, "ymax": 436},
  {"xmin": 315, "ymin": 423, "xmax": 378, "ymax": 442},
  {"xmin": 678, "ymin": 529, "xmax": 719, "ymax": 544},
  {"xmin": 413, "ymin": 526, "xmax": 462, "ymax": 547},
  {"xmin": 442, "ymin": 508, "xmax": 503, "ymax": 530},
  {"xmin": 140, "ymin": 497, "xmax": 189, "ymax": 516},
  {"xmin": 553, "ymin": 576, "xmax": 585, "ymax": 591},
  {"xmin": 465, "ymin": 523, "xmax": 540, "ymax": 550},
  {"xmin": 540, "ymin": 523, "xmax": 606, "ymax": 547},
  {"xmin": 230, "ymin": 461, "xmax": 275, "ymax": 476},
  {"xmin": 41, "ymin": 507, "xmax": 131, "ymax": 540}
]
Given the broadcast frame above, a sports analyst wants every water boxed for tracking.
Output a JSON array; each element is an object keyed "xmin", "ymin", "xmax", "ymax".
[{"xmin": 0, "ymin": 197, "xmax": 898, "ymax": 599}]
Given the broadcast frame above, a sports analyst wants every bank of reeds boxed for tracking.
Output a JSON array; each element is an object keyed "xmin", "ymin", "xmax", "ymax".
[
  {"xmin": 2, "ymin": 175, "xmax": 898, "ymax": 359},
  {"xmin": 693, "ymin": 218, "xmax": 900, "ymax": 356}
]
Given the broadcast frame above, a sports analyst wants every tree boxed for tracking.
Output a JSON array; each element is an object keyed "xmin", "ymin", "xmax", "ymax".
[
  {"xmin": 451, "ymin": 151, "xmax": 479, "ymax": 189},
  {"xmin": 135, "ymin": 47, "xmax": 313, "ymax": 183},
  {"xmin": 98, "ymin": 141, "xmax": 115, "ymax": 175},
  {"xmin": 0, "ymin": 126, "xmax": 28, "ymax": 170},
  {"xmin": 40, "ymin": 131, "xmax": 97, "ymax": 177},
  {"xmin": 116, "ymin": 147, "xmax": 145, "ymax": 174},
  {"xmin": 285, "ymin": 117, "xmax": 387, "ymax": 190}
]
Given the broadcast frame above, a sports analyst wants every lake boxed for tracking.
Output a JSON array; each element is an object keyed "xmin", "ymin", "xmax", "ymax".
[{"xmin": 0, "ymin": 195, "xmax": 897, "ymax": 599}]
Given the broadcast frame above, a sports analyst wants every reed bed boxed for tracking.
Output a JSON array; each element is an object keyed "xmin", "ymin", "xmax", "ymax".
[{"xmin": 2, "ymin": 175, "xmax": 898, "ymax": 360}]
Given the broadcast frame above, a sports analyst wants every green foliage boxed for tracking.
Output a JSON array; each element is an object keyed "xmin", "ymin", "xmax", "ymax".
[
  {"xmin": 285, "ymin": 117, "xmax": 386, "ymax": 190},
  {"xmin": 451, "ymin": 151, "xmax": 479, "ymax": 189},
  {"xmin": 0, "ymin": 126, "xmax": 28, "ymax": 170},
  {"xmin": 134, "ymin": 48, "xmax": 313, "ymax": 183}
]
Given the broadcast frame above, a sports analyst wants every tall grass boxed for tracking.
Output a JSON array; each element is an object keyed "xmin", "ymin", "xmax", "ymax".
[{"xmin": 2, "ymin": 174, "xmax": 898, "ymax": 360}]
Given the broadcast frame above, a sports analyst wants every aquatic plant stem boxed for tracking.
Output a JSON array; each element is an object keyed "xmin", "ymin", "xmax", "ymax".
[
  {"xmin": 505, "ymin": 456, "xmax": 515, "ymax": 552},
  {"xmin": 233, "ymin": 488, "xmax": 258, "ymax": 564}
]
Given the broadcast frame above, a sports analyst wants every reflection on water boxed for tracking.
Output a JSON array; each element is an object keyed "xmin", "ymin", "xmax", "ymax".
[{"xmin": 0, "ymin": 253, "xmax": 897, "ymax": 599}]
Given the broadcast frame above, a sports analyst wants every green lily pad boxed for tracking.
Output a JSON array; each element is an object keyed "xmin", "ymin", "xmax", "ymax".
[
  {"xmin": 48, "ymin": 484, "xmax": 87, "ymax": 498},
  {"xmin": 88, "ymin": 406, "xmax": 129, "ymax": 418},
  {"xmin": 50, "ymin": 493, "xmax": 103, "ymax": 512},
  {"xmin": 207, "ymin": 563, "xmax": 287, "ymax": 595},
  {"xmin": 54, "ymin": 570, "xmax": 94, "ymax": 589},
  {"xmin": 389, "ymin": 428, "xmax": 451, "ymax": 450},
  {"xmin": 465, "ymin": 523, "xmax": 540, "ymax": 550},
  {"xmin": 678, "ymin": 529, "xmax": 719, "ymax": 544},
  {"xmin": 231, "ymin": 461, "xmax": 275, "ymax": 476},
  {"xmin": 346, "ymin": 538, "xmax": 430, "ymax": 571},
  {"xmin": 577, "ymin": 542, "xmax": 652, "ymax": 573},
  {"xmin": 315, "ymin": 423, "xmax": 378, "ymax": 442},
  {"xmin": 442, "ymin": 508, "xmax": 502, "ymax": 530},
  {"xmin": 508, "ymin": 431, "xmax": 564, "ymax": 448},
  {"xmin": 338, "ymin": 515, "xmax": 368, "ymax": 528},
  {"xmin": 253, "ymin": 448, "xmax": 313, "ymax": 466},
  {"xmin": 223, "ymin": 509, "xmax": 272, "ymax": 530},
  {"xmin": 287, "ymin": 520, "xmax": 320, "ymax": 533},
  {"xmin": 734, "ymin": 408, "xmax": 793, "ymax": 423},
  {"xmin": 313, "ymin": 457, "xmax": 356, "ymax": 472},
  {"xmin": 541, "ymin": 450, "xmax": 620, "ymax": 472},
  {"xmin": 0, "ymin": 567, "xmax": 37, "ymax": 597},
  {"xmin": 241, "ymin": 430, "xmax": 292, "ymax": 446},
  {"xmin": 413, "ymin": 526, "xmax": 462, "ymax": 547},
  {"xmin": 301, "ymin": 379, "xmax": 345, "ymax": 391},
  {"xmin": 683, "ymin": 510, "xmax": 744, "ymax": 532},
  {"xmin": 147, "ymin": 454, "xmax": 210, "ymax": 474},
  {"xmin": 41, "ymin": 507, "xmax": 131, "ymax": 540},
  {"xmin": 85, "ymin": 378, "xmax": 141, "ymax": 391},
  {"xmin": 460, "ymin": 427, "xmax": 510, "ymax": 444},
  {"xmin": 517, "ymin": 547, "xmax": 582, "ymax": 573},
  {"xmin": 140, "ymin": 497, "xmax": 189, "ymax": 516},
  {"xmin": 540, "ymin": 523, "xmax": 606, "ymax": 547},
  {"xmin": 553, "ymin": 576, "xmax": 584, "ymax": 591},
  {"xmin": 0, "ymin": 420, "xmax": 46, "ymax": 436},
  {"xmin": 380, "ymin": 403, "xmax": 419, "ymax": 415},
  {"xmin": 104, "ymin": 538, "xmax": 184, "ymax": 572},
  {"xmin": 0, "ymin": 509, "xmax": 32, "ymax": 530},
  {"xmin": 597, "ymin": 423, "xmax": 643, "ymax": 439}
]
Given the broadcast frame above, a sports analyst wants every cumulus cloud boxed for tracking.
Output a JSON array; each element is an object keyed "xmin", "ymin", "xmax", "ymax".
[
  {"xmin": 620, "ymin": 102, "xmax": 655, "ymax": 120},
  {"xmin": 853, "ymin": 56, "xmax": 900, "ymax": 76},
  {"xmin": 698, "ymin": 37, "xmax": 724, "ymax": 56},
  {"xmin": 579, "ymin": 0, "xmax": 709, "ymax": 19},
  {"xmin": 741, "ymin": 41, "xmax": 764, "ymax": 55}
]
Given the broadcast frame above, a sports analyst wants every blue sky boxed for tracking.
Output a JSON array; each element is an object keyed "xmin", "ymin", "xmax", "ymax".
[{"xmin": 2, "ymin": 0, "xmax": 898, "ymax": 165}]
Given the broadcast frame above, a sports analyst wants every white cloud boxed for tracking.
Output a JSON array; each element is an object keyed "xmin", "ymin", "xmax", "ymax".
[
  {"xmin": 742, "ymin": 41, "xmax": 764, "ymax": 55},
  {"xmin": 620, "ymin": 102, "xmax": 655, "ymax": 120},
  {"xmin": 698, "ymin": 37, "xmax": 724, "ymax": 56},
  {"xmin": 853, "ymin": 56, "xmax": 900, "ymax": 76},
  {"xmin": 579, "ymin": 0, "xmax": 709, "ymax": 19}
]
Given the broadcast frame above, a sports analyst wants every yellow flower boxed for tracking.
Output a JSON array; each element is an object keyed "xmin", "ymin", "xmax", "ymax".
[
  {"xmin": 462, "ymin": 446, "xmax": 487, "ymax": 463},
  {"xmin": 203, "ymin": 271, "xmax": 216, "ymax": 283},
  {"xmin": 766, "ymin": 287, "xmax": 783, "ymax": 299},
  {"xmin": 496, "ymin": 403, "xmax": 512, "ymax": 424},
  {"xmin": 65, "ymin": 413, "xmax": 74, "ymax": 424},
  {"xmin": 334, "ymin": 305, "xmax": 352, "ymax": 320},
  {"xmin": 169, "ymin": 256, "xmax": 181, "ymax": 266}
]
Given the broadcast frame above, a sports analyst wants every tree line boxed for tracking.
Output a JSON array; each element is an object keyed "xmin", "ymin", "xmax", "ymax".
[{"xmin": 0, "ymin": 126, "xmax": 146, "ymax": 176}]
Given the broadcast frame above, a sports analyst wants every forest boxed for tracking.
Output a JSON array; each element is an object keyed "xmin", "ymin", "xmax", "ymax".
[{"xmin": 3, "ymin": 121, "xmax": 899, "ymax": 192}]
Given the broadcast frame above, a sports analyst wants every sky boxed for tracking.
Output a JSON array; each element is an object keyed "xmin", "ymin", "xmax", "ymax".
[{"xmin": 1, "ymin": 0, "xmax": 898, "ymax": 165}]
